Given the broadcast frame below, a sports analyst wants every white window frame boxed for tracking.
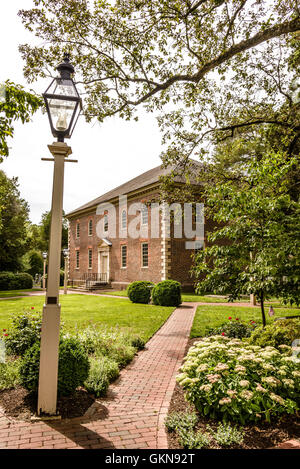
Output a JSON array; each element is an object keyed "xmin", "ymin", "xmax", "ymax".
[
  {"xmin": 141, "ymin": 242, "xmax": 149, "ymax": 268},
  {"xmin": 88, "ymin": 219, "xmax": 93, "ymax": 236},
  {"xmin": 88, "ymin": 248, "xmax": 93, "ymax": 269},
  {"xmin": 121, "ymin": 209, "xmax": 127, "ymax": 230},
  {"xmin": 76, "ymin": 222, "xmax": 80, "ymax": 239},
  {"xmin": 121, "ymin": 245, "xmax": 127, "ymax": 268},
  {"xmin": 141, "ymin": 205, "xmax": 148, "ymax": 226},
  {"xmin": 76, "ymin": 250, "xmax": 80, "ymax": 269},
  {"xmin": 104, "ymin": 214, "xmax": 108, "ymax": 233}
]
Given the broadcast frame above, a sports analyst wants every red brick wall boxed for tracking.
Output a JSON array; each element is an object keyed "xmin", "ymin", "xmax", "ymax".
[
  {"xmin": 68, "ymin": 192, "xmax": 211, "ymax": 291},
  {"xmin": 68, "ymin": 192, "xmax": 162, "ymax": 287}
]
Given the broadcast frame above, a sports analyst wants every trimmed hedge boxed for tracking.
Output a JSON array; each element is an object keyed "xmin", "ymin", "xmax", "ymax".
[
  {"xmin": 127, "ymin": 281, "xmax": 154, "ymax": 304},
  {"xmin": 19, "ymin": 337, "xmax": 90, "ymax": 396},
  {"xmin": 152, "ymin": 280, "xmax": 182, "ymax": 307},
  {"xmin": 0, "ymin": 272, "xmax": 33, "ymax": 290}
]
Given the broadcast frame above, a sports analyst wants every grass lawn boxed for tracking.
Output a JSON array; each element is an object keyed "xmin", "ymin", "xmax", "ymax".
[
  {"xmin": 190, "ymin": 304, "xmax": 300, "ymax": 338},
  {"xmin": 0, "ymin": 294, "xmax": 174, "ymax": 342},
  {"xmin": 99, "ymin": 290, "xmax": 282, "ymax": 305},
  {"xmin": 0, "ymin": 288, "xmax": 43, "ymax": 298}
]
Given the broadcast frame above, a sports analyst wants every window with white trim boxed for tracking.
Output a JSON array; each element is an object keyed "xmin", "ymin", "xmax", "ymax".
[
  {"xmin": 88, "ymin": 249, "xmax": 93, "ymax": 269},
  {"xmin": 121, "ymin": 209, "xmax": 127, "ymax": 230},
  {"xmin": 141, "ymin": 243, "xmax": 148, "ymax": 267},
  {"xmin": 104, "ymin": 214, "xmax": 108, "ymax": 233},
  {"xmin": 141, "ymin": 205, "xmax": 148, "ymax": 225},
  {"xmin": 88, "ymin": 219, "xmax": 93, "ymax": 236},
  {"xmin": 76, "ymin": 222, "xmax": 80, "ymax": 239},
  {"xmin": 76, "ymin": 250, "xmax": 80, "ymax": 269},
  {"xmin": 121, "ymin": 245, "xmax": 127, "ymax": 268}
]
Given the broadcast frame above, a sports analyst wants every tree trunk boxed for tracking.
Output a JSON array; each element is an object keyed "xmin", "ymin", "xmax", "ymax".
[{"xmin": 260, "ymin": 290, "xmax": 266, "ymax": 327}]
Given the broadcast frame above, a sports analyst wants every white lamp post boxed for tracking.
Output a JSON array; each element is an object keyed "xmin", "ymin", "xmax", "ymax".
[
  {"xmin": 42, "ymin": 252, "xmax": 47, "ymax": 290},
  {"xmin": 63, "ymin": 248, "xmax": 69, "ymax": 295},
  {"xmin": 37, "ymin": 54, "xmax": 82, "ymax": 416}
]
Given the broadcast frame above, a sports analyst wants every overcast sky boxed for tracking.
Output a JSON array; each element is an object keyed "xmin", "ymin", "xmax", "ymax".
[{"xmin": 0, "ymin": 1, "xmax": 163, "ymax": 224}]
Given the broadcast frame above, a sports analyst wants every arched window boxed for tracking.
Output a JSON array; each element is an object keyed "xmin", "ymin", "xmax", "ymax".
[{"xmin": 121, "ymin": 209, "xmax": 127, "ymax": 230}]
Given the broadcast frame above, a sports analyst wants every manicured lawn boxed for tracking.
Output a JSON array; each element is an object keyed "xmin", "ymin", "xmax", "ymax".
[
  {"xmin": 190, "ymin": 304, "xmax": 300, "ymax": 338},
  {"xmin": 100, "ymin": 290, "xmax": 246, "ymax": 302},
  {"xmin": 0, "ymin": 294, "xmax": 174, "ymax": 342},
  {"xmin": 99, "ymin": 290, "xmax": 128, "ymax": 297},
  {"xmin": 0, "ymin": 289, "xmax": 42, "ymax": 298},
  {"xmin": 99, "ymin": 290, "xmax": 283, "ymax": 305}
]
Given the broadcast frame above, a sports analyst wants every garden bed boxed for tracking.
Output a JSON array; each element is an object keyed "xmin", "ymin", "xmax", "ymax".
[
  {"xmin": 0, "ymin": 386, "xmax": 96, "ymax": 421},
  {"xmin": 166, "ymin": 338, "xmax": 300, "ymax": 449}
]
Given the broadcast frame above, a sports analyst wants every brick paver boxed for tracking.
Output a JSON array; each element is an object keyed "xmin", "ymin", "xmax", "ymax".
[{"xmin": 0, "ymin": 302, "xmax": 197, "ymax": 449}]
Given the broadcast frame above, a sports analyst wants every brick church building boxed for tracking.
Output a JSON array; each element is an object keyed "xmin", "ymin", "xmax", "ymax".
[{"xmin": 66, "ymin": 163, "xmax": 204, "ymax": 292}]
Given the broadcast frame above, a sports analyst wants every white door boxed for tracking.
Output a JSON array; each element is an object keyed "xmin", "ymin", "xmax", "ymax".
[{"xmin": 98, "ymin": 252, "xmax": 109, "ymax": 281}]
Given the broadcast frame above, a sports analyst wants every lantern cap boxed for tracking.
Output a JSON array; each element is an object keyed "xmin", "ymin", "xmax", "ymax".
[{"xmin": 57, "ymin": 53, "xmax": 75, "ymax": 79}]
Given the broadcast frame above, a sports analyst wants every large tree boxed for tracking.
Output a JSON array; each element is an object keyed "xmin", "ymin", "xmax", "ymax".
[
  {"xmin": 0, "ymin": 81, "xmax": 42, "ymax": 160},
  {"xmin": 18, "ymin": 0, "xmax": 300, "ymax": 166},
  {"xmin": 193, "ymin": 151, "xmax": 300, "ymax": 325},
  {"xmin": 0, "ymin": 170, "xmax": 30, "ymax": 271}
]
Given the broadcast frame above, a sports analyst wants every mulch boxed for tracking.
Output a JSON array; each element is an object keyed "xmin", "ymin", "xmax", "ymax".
[
  {"xmin": 0, "ymin": 386, "xmax": 95, "ymax": 421},
  {"xmin": 167, "ymin": 338, "xmax": 300, "ymax": 449}
]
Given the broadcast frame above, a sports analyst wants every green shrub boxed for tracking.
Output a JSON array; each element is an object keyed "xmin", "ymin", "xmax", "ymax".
[
  {"xmin": 208, "ymin": 423, "xmax": 245, "ymax": 446},
  {"xmin": 0, "ymin": 272, "xmax": 33, "ymax": 290},
  {"xmin": 130, "ymin": 335, "xmax": 145, "ymax": 351},
  {"xmin": 165, "ymin": 411, "xmax": 198, "ymax": 433},
  {"xmin": 84, "ymin": 356, "xmax": 119, "ymax": 397},
  {"xmin": 0, "ymin": 359, "xmax": 21, "ymax": 390},
  {"xmin": 177, "ymin": 428, "xmax": 211, "ymax": 449},
  {"xmin": 127, "ymin": 281, "xmax": 154, "ymax": 304},
  {"xmin": 19, "ymin": 337, "xmax": 90, "ymax": 396},
  {"xmin": 72, "ymin": 326, "xmax": 137, "ymax": 367},
  {"xmin": 248, "ymin": 319, "xmax": 300, "ymax": 349},
  {"xmin": 4, "ymin": 311, "xmax": 42, "ymax": 357},
  {"xmin": 176, "ymin": 335, "xmax": 300, "ymax": 424},
  {"xmin": 152, "ymin": 280, "xmax": 182, "ymax": 307},
  {"xmin": 206, "ymin": 318, "xmax": 257, "ymax": 339}
]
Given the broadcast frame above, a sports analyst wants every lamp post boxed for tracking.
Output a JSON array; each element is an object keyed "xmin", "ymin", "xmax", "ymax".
[
  {"xmin": 63, "ymin": 248, "xmax": 69, "ymax": 295},
  {"xmin": 42, "ymin": 252, "xmax": 47, "ymax": 290},
  {"xmin": 37, "ymin": 53, "xmax": 82, "ymax": 416}
]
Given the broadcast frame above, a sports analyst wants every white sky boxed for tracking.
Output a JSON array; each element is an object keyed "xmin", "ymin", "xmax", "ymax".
[{"xmin": 0, "ymin": 1, "xmax": 163, "ymax": 224}]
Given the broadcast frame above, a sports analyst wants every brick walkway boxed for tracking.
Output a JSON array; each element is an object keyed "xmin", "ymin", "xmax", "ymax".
[{"xmin": 0, "ymin": 303, "xmax": 197, "ymax": 449}]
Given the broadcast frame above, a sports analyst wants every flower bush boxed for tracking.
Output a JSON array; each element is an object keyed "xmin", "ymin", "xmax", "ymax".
[
  {"xmin": 4, "ymin": 311, "xmax": 42, "ymax": 357},
  {"xmin": 176, "ymin": 336, "xmax": 300, "ymax": 424},
  {"xmin": 206, "ymin": 318, "xmax": 257, "ymax": 339},
  {"xmin": 67, "ymin": 326, "xmax": 137, "ymax": 368},
  {"xmin": 84, "ymin": 356, "xmax": 120, "ymax": 397},
  {"xmin": 248, "ymin": 319, "xmax": 300, "ymax": 349}
]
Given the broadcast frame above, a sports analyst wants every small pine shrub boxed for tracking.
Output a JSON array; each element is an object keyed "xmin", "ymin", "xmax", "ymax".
[
  {"xmin": 127, "ymin": 281, "xmax": 154, "ymax": 304},
  {"xmin": 19, "ymin": 337, "xmax": 90, "ymax": 396},
  {"xmin": 4, "ymin": 311, "xmax": 42, "ymax": 357},
  {"xmin": 152, "ymin": 280, "xmax": 182, "ymax": 307}
]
